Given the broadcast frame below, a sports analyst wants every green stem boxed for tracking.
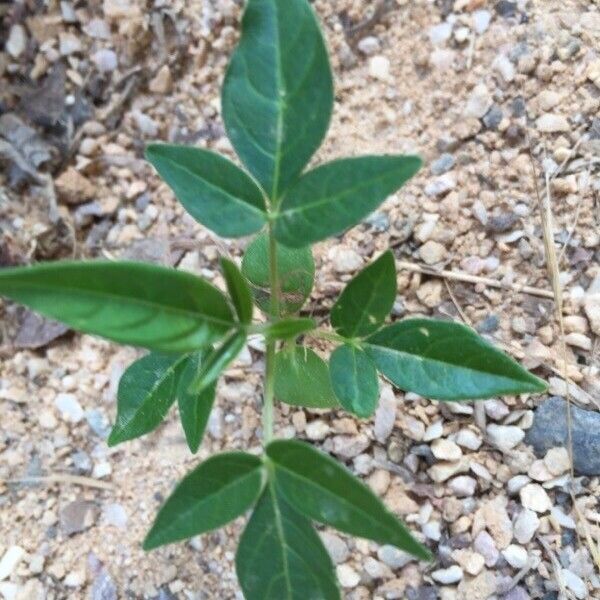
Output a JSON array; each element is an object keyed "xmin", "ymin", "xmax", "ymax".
[{"xmin": 262, "ymin": 222, "xmax": 280, "ymax": 445}]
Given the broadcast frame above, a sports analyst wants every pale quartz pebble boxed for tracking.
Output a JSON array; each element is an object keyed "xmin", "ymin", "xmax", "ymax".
[
  {"xmin": 428, "ymin": 459, "xmax": 468, "ymax": 483},
  {"xmin": 486, "ymin": 424, "xmax": 524, "ymax": 452},
  {"xmin": 431, "ymin": 565, "xmax": 463, "ymax": 584},
  {"xmin": 336, "ymin": 564, "xmax": 360, "ymax": 588},
  {"xmin": 451, "ymin": 549, "xmax": 485, "ymax": 576},
  {"xmin": 453, "ymin": 428, "xmax": 482, "ymax": 450},
  {"xmin": 373, "ymin": 385, "xmax": 396, "ymax": 443},
  {"xmin": 484, "ymin": 399, "xmax": 509, "ymax": 420},
  {"xmin": 520, "ymin": 483, "xmax": 552, "ymax": 513},
  {"xmin": 364, "ymin": 557, "xmax": 391, "ymax": 579},
  {"xmin": 0, "ymin": 546, "xmax": 25, "ymax": 581},
  {"xmin": 544, "ymin": 447, "xmax": 571, "ymax": 476},
  {"xmin": 513, "ymin": 509, "xmax": 539, "ymax": 544},
  {"xmin": 377, "ymin": 545, "xmax": 413, "ymax": 569},
  {"xmin": 470, "ymin": 462, "xmax": 492, "ymax": 481},
  {"xmin": 502, "ymin": 545, "xmax": 528, "ymax": 569},
  {"xmin": 306, "ymin": 420, "xmax": 330, "ymax": 441},
  {"xmin": 507, "ymin": 475, "xmax": 531, "ymax": 495},
  {"xmin": 528, "ymin": 460, "xmax": 554, "ymax": 482},
  {"xmin": 564, "ymin": 332, "xmax": 592, "ymax": 351},
  {"xmin": 536, "ymin": 113, "xmax": 570, "ymax": 133},
  {"xmin": 429, "ymin": 22, "xmax": 453, "ymax": 44},
  {"xmin": 464, "ymin": 84, "xmax": 492, "ymax": 118},
  {"xmin": 481, "ymin": 497, "xmax": 512, "ymax": 549},
  {"xmin": 561, "ymin": 569, "xmax": 587, "ymax": 599},
  {"xmin": 474, "ymin": 531, "xmax": 499, "ymax": 567},
  {"xmin": 369, "ymin": 55, "xmax": 390, "ymax": 81},
  {"xmin": 320, "ymin": 532, "xmax": 349, "ymax": 564},
  {"xmin": 423, "ymin": 420, "xmax": 443, "ymax": 441},
  {"xmin": 448, "ymin": 475, "xmax": 477, "ymax": 497},
  {"xmin": 493, "ymin": 54, "xmax": 515, "ymax": 82},
  {"xmin": 550, "ymin": 506, "xmax": 576, "ymax": 529},
  {"xmin": 431, "ymin": 438, "xmax": 462, "ymax": 461},
  {"xmin": 472, "ymin": 9, "xmax": 492, "ymax": 34},
  {"xmin": 422, "ymin": 521, "xmax": 441, "ymax": 541},
  {"xmin": 54, "ymin": 393, "xmax": 84, "ymax": 422}
]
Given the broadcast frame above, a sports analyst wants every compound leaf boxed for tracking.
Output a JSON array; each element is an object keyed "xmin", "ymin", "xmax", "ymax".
[
  {"xmin": 144, "ymin": 452, "xmax": 264, "ymax": 550},
  {"xmin": 177, "ymin": 352, "xmax": 217, "ymax": 453},
  {"xmin": 365, "ymin": 319, "xmax": 548, "ymax": 400},
  {"xmin": 236, "ymin": 483, "xmax": 340, "ymax": 600},
  {"xmin": 331, "ymin": 250, "xmax": 396, "ymax": 338},
  {"xmin": 0, "ymin": 261, "xmax": 235, "ymax": 353},
  {"xmin": 242, "ymin": 233, "xmax": 314, "ymax": 316},
  {"xmin": 267, "ymin": 440, "xmax": 431, "ymax": 560},
  {"xmin": 274, "ymin": 156, "xmax": 422, "ymax": 247},
  {"xmin": 221, "ymin": 258, "xmax": 253, "ymax": 324},
  {"xmin": 274, "ymin": 346, "xmax": 339, "ymax": 409},
  {"xmin": 108, "ymin": 352, "xmax": 188, "ymax": 446},
  {"xmin": 222, "ymin": 0, "xmax": 333, "ymax": 199},
  {"xmin": 329, "ymin": 345, "xmax": 379, "ymax": 418},
  {"xmin": 146, "ymin": 144, "xmax": 267, "ymax": 238}
]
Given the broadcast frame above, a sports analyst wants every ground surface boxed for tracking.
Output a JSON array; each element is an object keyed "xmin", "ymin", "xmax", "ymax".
[{"xmin": 1, "ymin": 0, "xmax": 599, "ymax": 599}]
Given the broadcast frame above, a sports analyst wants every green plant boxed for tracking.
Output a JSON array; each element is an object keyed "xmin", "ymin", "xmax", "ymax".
[{"xmin": 0, "ymin": 0, "xmax": 547, "ymax": 596}]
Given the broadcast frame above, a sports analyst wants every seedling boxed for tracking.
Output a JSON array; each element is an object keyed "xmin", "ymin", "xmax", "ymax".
[{"xmin": 0, "ymin": 0, "xmax": 547, "ymax": 596}]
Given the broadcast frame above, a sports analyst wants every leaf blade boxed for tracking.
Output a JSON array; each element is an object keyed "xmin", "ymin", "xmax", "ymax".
[
  {"xmin": 222, "ymin": 0, "xmax": 333, "ymax": 198},
  {"xmin": 329, "ymin": 345, "xmax": 379, "ymax": 418},
  {"xmin": 331, "ymin": 250, "xmax": 396, "ymax": 338},
  {"xmin": 236, "ymin": 484, "xmax": 340, "ymax": 600},
  {"xmin": 177, "ymin": 352, "xmax": 217, "ymax": 453},
  {"xmin": 221, "ymin": 257, "xmax": 253, "ymax": 324},
  {"xmin": 108, "ymin": 352, "xmax": 187, "ymax": 446},
  {"xmin": 143, "ymin": 452, "xmax": 264, "ymax": 550},
  {"xmin": 0, "ymin": 261, "xmax": 235, "ymax": 353},
  {"xmin": 262, "ymin": 317, "xmax": 316, "ymax": 341},
  {"xmin": 274, "ymin": 346, "xmax": 339, "ymax": 409},
  {"xmin": 274, "ymin": 156, "xmax": 422, "ymax": 247},
  {"xmin": 365, "ymin": 319, "xmax": 548, "ymax": 400},
  {"xmin": 145, "ymin": 144, "xmax": 267, "ymax": 238},
  {"xmin": 267, "ymin": 440, "xmax": 431, "ymax": 560}
]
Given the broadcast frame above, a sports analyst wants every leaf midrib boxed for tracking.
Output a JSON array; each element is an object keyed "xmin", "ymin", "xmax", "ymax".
[
  {"xmin": 116, "ymin": 354, "xmax": 188, "ymax": 435},
  {"xmin": 155, "ymin": 152, "xmax": 267, "ymax": 218},
  {"xmin": 149, "ymin": 463, "xmax": 262, "ymax": 544},
  {"xmin": 278, "ymin": 163, "xmax": 404, "ymax": 218},
  {"xmin": 1, "ymin": 279, "xmax": 236, "ymax": 330},
  {"xmin": 272, "ymin": 459, "xmax": 398, "ymax": 543}
]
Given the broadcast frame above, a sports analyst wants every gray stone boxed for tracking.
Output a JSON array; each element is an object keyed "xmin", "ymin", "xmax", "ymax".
[
  {"xmin": 377, "ymin": 545, "xmax": 414, "ymax": 569},
  {"xmin": 483, "ymin": 105, "xmax": 503, "ymax": 130},
  {"xmin": 60, "ymin": 500, "xmax": 97, "ymax": 535},
  {"xmin": 85, "ymin": 409, "xmax": 110, "ymax": 438},
  {"xmin": 525, "ymin": 396, "xmax": 600, "ymax": 475},
  {"xmin": 430, "ymin": 153, "xmax": 455, "ymax": 176}
]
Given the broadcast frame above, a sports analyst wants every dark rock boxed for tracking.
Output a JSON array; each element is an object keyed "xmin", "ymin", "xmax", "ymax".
[
  {"xmin": 476, "ymin": 314, "xmax": 499, "ymax": 333},
  {"xmin": 430, "ymin": 153, "xmax": 455, "ymax": 176},
  {"xmin": 495, "ymin": 1, "xmax": 517, "ymax": 17},
  {"xmin": 406, "ymin": 586, "xmax": 438, "ymax": 600},
  {"xmin": 13, "ymin": 309, "xmax": 70, "ymax": 349},
  {"xmin": 525, "ymin": 396, "xmax": 600, "ymax": 476},
  {"xmin": 486, "ymin": 212, "xmax": 518, "ymax": 233},
  {"xmin": 60, "ymin": 500, "xmax": 97, "ymax": 535},
  {"xmin": 483, "ymin": 105, "xmax": 503, "ymax": 130},
  {"xmin": 511, "ymin": 96, "xmax": 527, "ymax": 117}
]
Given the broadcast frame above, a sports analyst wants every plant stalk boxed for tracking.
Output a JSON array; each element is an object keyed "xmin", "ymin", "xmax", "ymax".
[{"xmin": 262, "ymin": 221, "xmax": 280, "ymax": 444}]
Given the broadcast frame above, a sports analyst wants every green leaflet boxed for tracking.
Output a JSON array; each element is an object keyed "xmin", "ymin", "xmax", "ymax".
[
  {"xmin": 0, "ymin": 261, "xmax": 235, "ymax": 353},
  {"xmin": 186, "ymin": 330, "xmax": 247, "ymax": 395},
  {"xmin": 145, "ymin": 144, "xmax": 267, "ymax": 238},
  {"xmin": 108, "ymin": 352, "xmax": 188, "ymax": 446},
  {"xmin": 267, "ymin": 440, "xmax": 431, "ymax": 560},
  {"xmin": 261, "ymin": 317, "xmax": 316, "ymax": 341},
  {"xmin": 177, "ymin": 352, "xmax": 217, "ymax": 453},
  {"xmin": 144, "ymin": 452, "xmax": 264, "ymax": 550},
  {"xmin": 329, "ymin": 344, "xmax": 379, "ymax": 418},
  {"xmin": 236, "ymin": 483, "xmax": 340, "ymax": 600},
  {"xmin": 331, "ymin": 250, "xmax": 397, "ymax": 338},
  {"xmin": 274, "ymin": 156, "xmax": 422, "ymax": 247},
  {"xmin": 222, "ymin": 0, "xmax": 333, "ymax": 199},
  {"xmin": 365, "ymin": 319, "xmax": 548, "ymax": 400},
  {"xmin": 221, "ymin": 258, "xmax": 254, "ymax": 324},
  {"xmin": 274, "ymin": 346, "xmax": 339, "ymax": 409},
  {"xmin": 242, "ymin": 233, "xmax": 314, "ymax": 316}
]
